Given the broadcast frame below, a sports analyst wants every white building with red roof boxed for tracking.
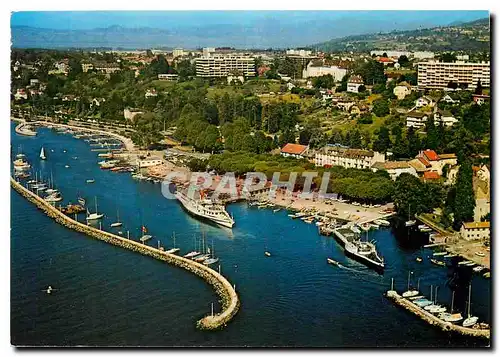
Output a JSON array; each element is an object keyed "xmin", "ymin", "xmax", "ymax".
[{"xmin": 280, "ymin": 143, "xmax": 309, "ymax": 159}]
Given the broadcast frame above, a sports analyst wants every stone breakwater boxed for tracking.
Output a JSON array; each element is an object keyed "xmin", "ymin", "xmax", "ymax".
[
  {"xmin": 11, "ymin": 177, "xmax": 240, "ymax": 330},
  {"xmin": 385, "ymin": 290, "xmax": 490, "ymax": 340},
  {"xmin": 14, "ymin": 121, "xmax": 37, "ymax": 136}
]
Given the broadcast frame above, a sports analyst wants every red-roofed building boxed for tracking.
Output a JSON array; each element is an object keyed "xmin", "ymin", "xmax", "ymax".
[
  {"xmin": 423, "ymin": 171, "xmax": 441, "ymax": 181},
  {"xmin": 378, "ymin": 57, "xmax": 395, "ymax": 66},
  {"xmin": 422, "ymin": 149, "xmax": 439, "ymax": 161},
  {"xmin": 280, "ymin": 143, "xmax": 309, "ymax": 159},
  {"xmin": 418, "ymin": 156, "xmax": 432, "ymax": 167}
]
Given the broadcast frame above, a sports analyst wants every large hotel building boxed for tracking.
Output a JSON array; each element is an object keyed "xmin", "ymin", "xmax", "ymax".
[
  {"xmin": 417, "ymin": 61, "xmax": 490, "ymax": 90},
  {"xmin": 195, "ymin": 54, "xmax": 256, "ymax": 78}
]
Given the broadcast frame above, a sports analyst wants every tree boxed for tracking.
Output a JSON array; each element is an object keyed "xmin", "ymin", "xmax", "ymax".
[
  {"xmin": 373, "ymin": 126, "xmax": 392, "ymax": 153},
  {"xmin": 447, "ymin": 81, "xmax": 458, "ymax": 90},
  {"xmin": 474, "ymin": 79, "xmax": 483, "ymax": 95},
  {"xmin": 312, "ymin": 74, "xmax": 335, "ymax": 89},
  {"xmin": 348, "ymin": 129, "xmax": 362, "ymax": 149},
  {"xmin": 398, "ymin": 55, "xmax": 409, "ymax": 67},
  {"xmin": 439, "ymin": 53, "xmax": 457, "ymax": 63},
  {"xmin": 355, "ymin": 59, "xmax": 385, "ymax": 85},
  {"xmin": 372, "ymin": 99, "xmax": 390, "ymax": 117},
  {"xmin": 406, "ymin": 126, "xmax": 421, "ymax": 158},
  {"xmin": 358, "ymin": 113, "xmax": 373, "ymax": 124},
  {"xmin": 424, "ymin": 117, "xmax": 439, "ymax": 150},
  {"xmin": 452, "ymin": 160, "xmax": 475, "ymax": 230}
]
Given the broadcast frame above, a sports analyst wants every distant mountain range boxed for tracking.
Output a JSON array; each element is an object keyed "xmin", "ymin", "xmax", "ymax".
[
  {"xmin": 10, "ymin": 14, "xmax": 490, "ymax": 50},
  {"xmin": 314, "ymin": 17, "xmax": 490, "ymax": 53}
]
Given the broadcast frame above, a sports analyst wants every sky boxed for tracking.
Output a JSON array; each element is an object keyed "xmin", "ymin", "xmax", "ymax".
[{"xmin": 11, "ymin": 11, "xmax": 489, "ymax": 30}]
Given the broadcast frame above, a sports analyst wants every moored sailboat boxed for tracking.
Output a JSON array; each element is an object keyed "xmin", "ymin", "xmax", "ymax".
[{"xmin": 86, "ymin": 197, "xmax": 104, "ymax": 221}]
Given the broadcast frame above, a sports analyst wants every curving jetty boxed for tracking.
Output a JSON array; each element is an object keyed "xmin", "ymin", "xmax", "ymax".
[
  {"xmin": 14, "ymin": 121, "xmax": 37, "ymax": 136},
  {"xmin": 10, "ymin": 177, "xmax": 239, "ymax": 330},
  {"xmin": 386, "ymin": 290, "xmax": 490, "ymax": 340}
]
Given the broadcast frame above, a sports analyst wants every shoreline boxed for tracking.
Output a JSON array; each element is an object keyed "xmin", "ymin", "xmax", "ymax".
[{"xmin": 10, "ymin": 176, "xmax": 240, "ymax": 330}]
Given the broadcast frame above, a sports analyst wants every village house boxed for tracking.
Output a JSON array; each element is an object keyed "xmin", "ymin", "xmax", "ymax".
[
  {"xmin": 90, "ymin": 98, "xmax": 106, "ymax": 107},
  {"xmin": 94, "ymin": 62, "xmax": 121, "ymax": 74},
  {"xmin": 158, "ymin": 74, "xmax": 179, "ymax": 81},
  {"xmin": 314, "ymin": 145, "xmax": 385, "ymax": 170},
  {"xmin": 371, "ymin": 161, "xmax": 417, "ymax": 180},
  {"xmin": 472, "ymin": 94, "xmax": 490, "ymax": 105},
  {"xmin": 434, "ymin": 109, "xmax": 458, "ymax": 127},
  {"xmin": 414, "ymin": 96, "xmax": 434, "ymax": 108},
  {"xmin": 406, "ymin": 111, "xmax": 429, "ymax": 128},
  {"xmin": 415, "ymin": 150, "xmax": 457, "ymax": 176},
  {"xmin": 393, "ymin": 82, "xmax": 412, "ymax": 100},
  {"xmin": 280, "ymin": 143, "xmax": 309, "ymax": 159},
  {"xmin": 377, "ymin": 57, "xmax": 395, "ymax": 66},
  {"xmin": 408, "ymin": 157, "xmax": 432, "ymax": 176},
  {"xmin": 14, "ymin": 88, "xmax": 28, "ymax": 101},
  {"xmin": 81, "ymin": 62, "xmax": 94, "ymax": 73},
  {"xmin": 62, "ymin": 94, "xmax": 80, "ymax": 102},
  {"xmin": 440, "ymin": 94, "xmax": 459, "ymax": 104},
  {"xmin": 473, "ymin": 164, "xmax": 490, "ymax": 221},
  {"xmin": 123, "ymin": 108, "xmax": 144, "ymax": 121},
  {"xmin": 460, "ymin": 221, "xmax": 490, "ymax": 241},
  {"xmin": 145, "ymin": 89, "xmax": 158, "ymax": 98},
  {"xmin": 137, "ymin": 158, "xmax": 163, "ymax": 168},
  {"xmin": 347, "ymin": 75, "xmax": 364, "ymax": 93},
  {"xmin": 423, "ymin": 171, "xmax": 441, "ymax": 182}
]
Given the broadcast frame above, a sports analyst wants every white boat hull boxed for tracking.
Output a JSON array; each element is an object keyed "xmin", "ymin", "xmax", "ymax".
[{"xmin": 175, "ymin": 191, "xmax": 234, "ymax": 228}]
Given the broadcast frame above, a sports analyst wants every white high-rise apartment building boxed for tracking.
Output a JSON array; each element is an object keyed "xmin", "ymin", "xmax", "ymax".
[
  {"xmin": 195, "ymin": 54, "xmax": 256, "ymax": 77},
  {"xmin": 417, "ymin": 61, "xmax": 490, "ymax": 89}
]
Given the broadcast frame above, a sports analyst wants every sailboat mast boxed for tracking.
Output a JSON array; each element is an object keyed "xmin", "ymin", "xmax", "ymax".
[
  {"xmin": 430, "ymin": 285, "xmax": 433, "ymax": 302},
  {"xmin": 95, "ymin": 196, "xmax": 98, "ymax": 214},
  {"xmin": 468, "ymin": 282, "xmax": 472, "ymax": 317},
  {"xmin": 451, "ymin": 291, "xmax": 455, "ymax": 313},
  {"xmin": 434, "ymin": 286, "xmax": 438, "ymax": 304}
]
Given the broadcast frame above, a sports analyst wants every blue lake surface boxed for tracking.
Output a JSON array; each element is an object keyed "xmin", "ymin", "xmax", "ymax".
[{"xmin": 10, "ymin": 123, "xmax": 491, "ymax": 347}]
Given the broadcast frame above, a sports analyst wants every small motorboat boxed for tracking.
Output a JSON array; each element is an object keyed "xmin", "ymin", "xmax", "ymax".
[
  {"xmin": 475, "ymin": 252, "xmax": 485, "ymax": 257},
  {"xmin": 402, "ymin": 290, "xmax": 420, "ymax": 298},
  {"xmin": 429, "ymin": 306, "xmax": 447, "ymax": 314},
  {"xmin": 473, "ymin": 266, "xmax": 484, "ymax": 273},
  {"xmin": 413, "ymin": 299, "xmax": 433, "ymax": 308},
  {"xmin": 430, "ymin": 259, "xmax": 446, "ymax": 267},
  {"xmin": 405, "ymin": 220, "xmax": 416, "ymax": 227},
  {"xmin": 416, "ymin": 257, "xmax": 423, "ymax": 263},
  {"xmin": 439, "ymin": 313, "xmax": 463, "ymax": 323},
  {"xmin": 86, "ymin": 179, "xmax": 95, "ymax": 184},
  {"xmin": 265, "ymin": 251, "xmax": 271, "ymax": 257},
  {"xmin": 184, "ymin": 251, "xmax": 201, "ymax": 259},
  {"xmin": 65, "ymin": 165, "xmax": 70, "ymax": 168},
  {"xmin": 327, "ymin": 258, "xmax": 342, "ymax": 267}
]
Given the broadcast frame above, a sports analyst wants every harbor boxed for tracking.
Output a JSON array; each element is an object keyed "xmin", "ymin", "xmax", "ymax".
[
  {"xmin": 10, "ymin": 122, "xmax": 491, "ymax": 347},
  {"xmin": 10, "ymin": 176, "xmax": 239, "ymax": 330}
]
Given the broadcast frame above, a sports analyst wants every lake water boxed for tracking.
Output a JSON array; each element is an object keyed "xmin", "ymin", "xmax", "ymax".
[{"xmin": 10, "ymin": 123, "xmax": 491, "ymax": 347}]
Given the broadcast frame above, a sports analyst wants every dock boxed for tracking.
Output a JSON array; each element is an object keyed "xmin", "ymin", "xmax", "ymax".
[
  {"xmin": 385, "ymin": 290, "xmax": 490, "ymax": 340},
  {"xmin": 11, "ymin": 177, "xmax": 239, "ymax": 330}
]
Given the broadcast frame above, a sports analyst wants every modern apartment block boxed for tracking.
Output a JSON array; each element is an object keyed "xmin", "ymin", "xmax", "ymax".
[
  {"xmin": 195, "ymin": 54, "xmax": 256, "ymax": 78},
  {"xmin": 417, "ymin": 61, "xmax": 490, "ymax": 89}
]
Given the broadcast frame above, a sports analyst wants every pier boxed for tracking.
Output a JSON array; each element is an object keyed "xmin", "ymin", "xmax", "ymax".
[
  {"xmin": 14, "ymin": 121, "xmax": 37, "ymax": 136},
  {"xmin": 385, "ymin": 290, "xmax": 490, "ymax": 340},
  {"xmin": 11, "ymin": 177, "xmax": 239, "ymax": 330}
]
